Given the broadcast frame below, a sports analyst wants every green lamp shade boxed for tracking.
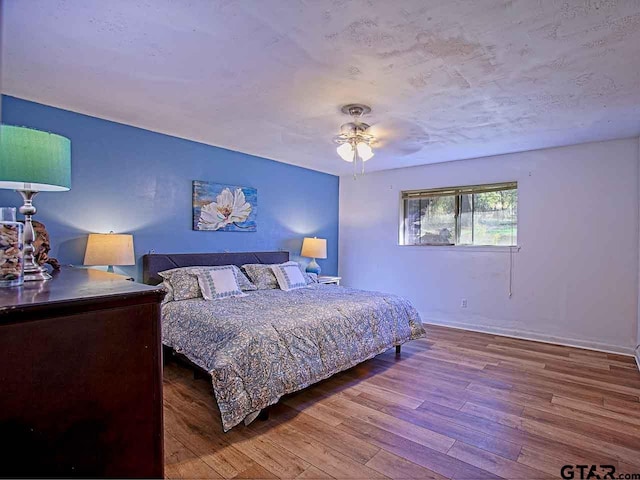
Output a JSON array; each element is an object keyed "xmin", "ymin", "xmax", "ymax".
[{"xmin": 0, "ymin": 124, "xmax": 71, "ymax": 191}]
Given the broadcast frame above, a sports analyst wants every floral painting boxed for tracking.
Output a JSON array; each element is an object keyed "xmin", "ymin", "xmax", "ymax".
[{"xmin": 193, "ymin": 181, "xmax": 257, "ymax": 231}]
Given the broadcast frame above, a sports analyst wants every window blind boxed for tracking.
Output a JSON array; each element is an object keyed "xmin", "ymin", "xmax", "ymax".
[{"xmin": 402, "ymin": 182, "xmax": 517, "ymax": 200}]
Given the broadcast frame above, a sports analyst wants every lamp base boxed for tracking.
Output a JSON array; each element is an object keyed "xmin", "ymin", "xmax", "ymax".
[
  {"xmin": 18, "ymin": 190, "xmax": 51, "ymax": 282},
  {"xmin": 305, "ymin": 258, "xmax": 321, "ymax": 275},
  {"xmin": 24, "ymin": 265, "xmax": 52, "ymax": 282}
]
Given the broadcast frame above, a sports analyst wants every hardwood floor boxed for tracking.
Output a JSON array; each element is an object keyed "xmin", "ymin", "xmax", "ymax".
[{"xmin": 163, "ymin": 325, "xmax": 640, "ymax": 479}]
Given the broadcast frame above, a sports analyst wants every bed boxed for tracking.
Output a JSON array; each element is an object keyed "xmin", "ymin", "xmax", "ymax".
[{"xmin": 143, "ymin": 251, "xmax": 425, "ymax": 431}]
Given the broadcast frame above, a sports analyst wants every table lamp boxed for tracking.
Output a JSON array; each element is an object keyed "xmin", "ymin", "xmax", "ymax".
[
  {"xmin": 301, "ymin": 237, "xmax": 327, "ymax": 275},
  {"xmin": 0, "ymin": 125, "xmax": 71, "ymax": 281},
  {"xmin": 84, "ymin": 232, "xmax": 135, "ymax": 273}
]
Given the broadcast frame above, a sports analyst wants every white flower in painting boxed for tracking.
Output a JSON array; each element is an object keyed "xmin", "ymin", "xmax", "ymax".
[{"xmin": 198, "ymin": 188, "xmax": 252, "ymax": 230}]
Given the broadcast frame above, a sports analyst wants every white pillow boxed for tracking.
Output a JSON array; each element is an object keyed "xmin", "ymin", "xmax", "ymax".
[
  {"xmin": 271, "ymin": 262, "xmax": 308, "ymax": 291},
  {"xmin": 196, "ymin": 266, "xmax": 247, "ymax": 300}
]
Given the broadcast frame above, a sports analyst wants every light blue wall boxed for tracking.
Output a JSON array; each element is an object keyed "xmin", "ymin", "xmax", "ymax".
[{"xmin": 0, "ymin": 96, "xmax": 339, "ymax": 280}]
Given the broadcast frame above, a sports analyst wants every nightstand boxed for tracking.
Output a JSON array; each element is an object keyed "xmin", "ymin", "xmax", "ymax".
[{"xmin": 318, "ymin": 275, "xmax": 341, "ymax": 285}]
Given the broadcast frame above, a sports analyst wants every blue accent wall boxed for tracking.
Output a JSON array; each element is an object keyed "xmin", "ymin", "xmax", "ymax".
[{"xmin": 0, "ymin": 96, "xmax": 339, "ymax": 279}]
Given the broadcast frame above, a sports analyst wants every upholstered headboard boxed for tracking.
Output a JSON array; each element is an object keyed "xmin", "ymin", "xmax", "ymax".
[{"xmin": 142, "ymin": 251, "xmax": 289, "ymax": 285}]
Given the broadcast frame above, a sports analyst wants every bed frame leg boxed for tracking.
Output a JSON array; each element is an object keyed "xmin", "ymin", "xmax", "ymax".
[
  {"xmin": 395, "ymin": 344, "xmax": 401, "ymax": 356},
  {"xmin": 193, "ymin": 369, "xmax": 208, "ymax": 380},
  {"xmin": 162, "ymin": 345, "xmax": 172, "ymax": 367},
  {"xmin": 258, "ymin": 408, "xmax": 270, "ymax": 421}
]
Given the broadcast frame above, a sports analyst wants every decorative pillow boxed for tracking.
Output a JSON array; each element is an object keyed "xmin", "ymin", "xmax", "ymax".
[
  {"xmin": 159, "ymin": 265, "xmax": 257, "ymax": 300},
  {"xmin": 290, "ymin": 262, "xmax": 317, "ymax": 284},
  {"xmin": 230, "ymin": 265, "xmax": 258, "ymax": 291},
  {"xmin": 160, "ymin": 279, "xmax": 174, "ymax": 304},
  {"xmin": 242, "ymin": 261, "xmax": 316, "ymax": 290},
  {"xmin": 271, "ymin": 262, "xmax": 308, "ymax": 291},
  {"xmin": 159, "ymin": 267, "xmax": 204, "ymax": 300},
  {"xmin": 160, "ymin": 270, "xmax": 201, "ymax": 301},
  {"xmin": 242, "ymin": 263, "xmax": 279, "ymax": 290},
  {"xmin": 305, "ymin": 272, "xmax": 318, "ymax": 284},
  {"xmin": 196, "ymin": 266, "xmax": 247, "ymax": 301}
]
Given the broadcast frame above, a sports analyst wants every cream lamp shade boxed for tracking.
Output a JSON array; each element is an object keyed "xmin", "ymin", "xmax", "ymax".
[
  {"xmin": 301, "ymin": 237, "xmax": 327, "ymax": 259},
  {"xmin": 84, "ymin": 233, "xmax": 135, "ymax": 268}
]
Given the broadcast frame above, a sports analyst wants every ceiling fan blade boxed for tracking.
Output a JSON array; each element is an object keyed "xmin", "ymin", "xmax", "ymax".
[{"xmin": 367, "ymin": 119, "xmax": 431, "ymax": 157}]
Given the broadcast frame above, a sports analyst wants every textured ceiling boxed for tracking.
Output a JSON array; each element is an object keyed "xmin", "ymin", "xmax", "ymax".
[{"xmin": 2, "ymin": 0, "xmax": 640, "ymax": 174}]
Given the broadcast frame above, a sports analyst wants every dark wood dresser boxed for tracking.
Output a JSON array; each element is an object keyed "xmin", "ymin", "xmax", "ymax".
[{"xmin": 0, "ymin": 267, "xmax": 165, "ymax": 478}]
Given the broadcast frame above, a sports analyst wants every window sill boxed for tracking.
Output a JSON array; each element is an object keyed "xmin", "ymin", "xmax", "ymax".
[{"xmin": 398, "ymin": 244, "xmax": 521, "ymax": 253}]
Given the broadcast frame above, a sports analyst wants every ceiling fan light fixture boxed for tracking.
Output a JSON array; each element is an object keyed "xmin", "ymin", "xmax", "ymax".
[
  {"xmin": 336, "ymin": 142, "xmax": 354, "ymax": 162},
  {"xmin": 356, "ymin": 142, "xmax": 374, "ymax": 161},
  {"xmin": 334, "ymin": 104, "xmax": 375, "ymax": 177}
]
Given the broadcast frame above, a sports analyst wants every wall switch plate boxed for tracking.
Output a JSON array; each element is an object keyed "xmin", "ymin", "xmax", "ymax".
[{"xmin": 461, "ymin": 299, "xmax": 468, "ymax": 308}]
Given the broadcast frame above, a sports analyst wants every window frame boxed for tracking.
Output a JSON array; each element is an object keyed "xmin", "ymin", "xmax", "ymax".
[{"xmin": 399, "ymin": 181, "xmax": 518, "ymax": 248}]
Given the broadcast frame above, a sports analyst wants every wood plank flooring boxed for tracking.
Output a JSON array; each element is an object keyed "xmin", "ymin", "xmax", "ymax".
[{"xmin": 163, "ymin": 325, "xmax": 640, "ymax": 479}]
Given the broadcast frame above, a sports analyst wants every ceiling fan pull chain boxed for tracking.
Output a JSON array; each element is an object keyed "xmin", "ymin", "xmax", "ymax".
[{"xmin": 353, "ymin": 143, "xmax": 357, "ymax": 179}]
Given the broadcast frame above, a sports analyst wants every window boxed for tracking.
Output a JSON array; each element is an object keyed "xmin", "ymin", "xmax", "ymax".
[{"xmin": 401, "ymin": 182, "xmax": 518, "ymax": 246}]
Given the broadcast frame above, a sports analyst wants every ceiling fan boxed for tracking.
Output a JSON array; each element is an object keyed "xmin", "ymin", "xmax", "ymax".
[{"xmin": 334, "ymin": 104, "xmax": 430, "ymax": 177}]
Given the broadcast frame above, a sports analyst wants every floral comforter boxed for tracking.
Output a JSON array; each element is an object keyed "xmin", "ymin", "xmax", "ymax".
[{"xmin": 162, "ymin": 284, "xmax": 425, "ymax": 431}]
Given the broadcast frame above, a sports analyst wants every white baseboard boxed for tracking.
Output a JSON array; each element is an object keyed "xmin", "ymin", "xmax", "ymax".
[
  {"xmin": 635, "ymin": 346, "xmax": 640, "ymax": 373},
  {"xmin": 422, "ymin": 318, "xmax": 636, "ymax": 357}
]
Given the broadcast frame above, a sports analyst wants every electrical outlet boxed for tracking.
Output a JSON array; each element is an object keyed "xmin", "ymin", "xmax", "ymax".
[{"xmin": 461, "ymin": 299, "xmax": 468, "ymax": 308}]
